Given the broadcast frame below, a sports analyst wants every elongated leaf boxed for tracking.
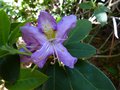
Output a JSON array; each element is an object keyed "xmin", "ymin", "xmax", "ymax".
[
  {"xmin": 0, "ymin": 55, "xmax": 20, "ymax": 83},
  {"xmin": 8, "ymin": 22, "xmax": 26, "ymax": 45},
  {"xmin": 38, "ymin": 61, "xmax": 116, "ymax": 90},
  {"xmin": 7, "ymin": 69, "xmax": 48, "ymax": 90},
  {"xmin": 0, "ymin": 9, "xmax": 10, "ymax": 46},
  {"xmin": 38, "ymin": 64, "xmax": 71, "ymax": 90},
  {"xmin": 10, "ymin": 23, "xmax": 21, "ymax": 31},
  {"xmin": 9, "ymin": 19, "xmax": 34, "ymax": 45},
  {"xmin": 65, "ymin": 42, "xmax": 96, "ymax": 58},
  {"xmin": 65, "ymin": 19, "xmax": 92, "ymax": 44},
  {"xmin": 0, "ymin": 49, "xmax": 9, "ymax": 58}
]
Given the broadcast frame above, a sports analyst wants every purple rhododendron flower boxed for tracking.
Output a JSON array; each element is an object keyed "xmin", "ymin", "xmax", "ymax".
[{"xmin": 20, "ymin": 11, "xmax": 77, "ymax": 68}]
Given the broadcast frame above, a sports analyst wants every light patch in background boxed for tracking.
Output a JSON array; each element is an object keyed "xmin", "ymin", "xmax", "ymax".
[
  {"xmin": 112, "ymin": 17, "xmax": 119, "ymax": 39},
  {"xmin": 3, "ymin": 0, "xmax": 23, "ymax": 6},
  {"xmin": 3, "ymin": 0, "xmax": 14, "ymax": 2},
  {"xmin": 101, "ymin": 0, "xmax": 105, "ymax": 2}
]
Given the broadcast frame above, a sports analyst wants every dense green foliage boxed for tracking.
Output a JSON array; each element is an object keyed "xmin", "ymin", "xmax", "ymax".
[{"xmin": 0, "ymin": 0, "xmax": 120, "ymax": 90}]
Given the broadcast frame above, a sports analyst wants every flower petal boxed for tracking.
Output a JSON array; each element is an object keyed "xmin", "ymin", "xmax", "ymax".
[
  {"xmin": 37, "ymin": 11, "xmax": 57, "ymax": 32},
  {"xmin": 20, "ymin": 24, "xmax": 47, "ymax": 46},
  {"xmin": 31, "ymin": 42, "xmax": 53, "ymax": 68},
  {"xmin": 20, "ymin": 55, "xmax": 31, "ymax": 62},
  {"xmin": 56, "ymin": 15, "xmax": 77, "ymax": 43},
  {"xmin": 19, "ymin": 48, "xmax": 32, "ymax": 62},
  {"xmin": 54, "ymin": 43, "xmax": 77, "ymax": 68}
]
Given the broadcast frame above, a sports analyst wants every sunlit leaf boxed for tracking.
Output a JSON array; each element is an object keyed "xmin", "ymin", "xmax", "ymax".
[{"xmin": 0, "ymin": 9, "xmax": 10, "ymax": 46}]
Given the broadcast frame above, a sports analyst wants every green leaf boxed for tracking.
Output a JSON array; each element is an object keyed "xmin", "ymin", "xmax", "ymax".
[
  {"xmin": 8, "ymin": 22, "xmax": 26, "ymax": 45},
  {"xmin": 0, "ymin": 9, "xmax": 10, "ymax": 46},
  {"xmin": 0, "ymin": 49, "xmax": 9, "ymax": 58},
  {"xmin": 93, "ymin": 5, "xmax": 110, "ymax": 26},
  {"xmin": 65, "ymin": 42, "xmax": 96, "ymax": 58},
  {"xmin": 8, "ymin": 19, "xmax": 36, "ymax": 45},
  {"xmin": 7, "ymin": 69, "xmax": 48, "ymax": 90},
  {"xmin": 65, "ymin": 20, "xmax": 92, "ymax": 44},
  {"xmin": 10, "ymin": 22, "xmax": 21, "ymax": 31},
  {"xmin": 79, "ymin": 1, "xmax": 94, "ymax": 10},
  {"xmin": 94, "ymin": 5, "xmax": 110, "ymax": 15},
  {"xmin": 38, "ymin": 63, "xmax": 71, "ymax": 90},
  {"xmin": 0, "ymin": 55, "xmax": 20, "ymax": 83},
  {"xmin": 95, "ymin": 12, "xmax": 108, "ymax": 26},
  {"xmin": 39, "ymin": 61, "xmax": 116, "ymax": 90}
]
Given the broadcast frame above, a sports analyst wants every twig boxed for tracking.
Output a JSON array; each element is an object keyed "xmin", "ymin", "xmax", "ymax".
[
  {"xmin": 108, "ymin": 0, "xmax": 113, "ymax": 7},
  {"xmin": 94, "ymin": 53, "xmax": 120, "ymax": 58},
  {"xmin": 88, "ymin": 25, "xmax": 100, "ymax": 43},
  {"xmin": 110, "ymin": 33, "xmax": 115, "ymax": 54},
  {"xmin": 108, "ymin": 0, "xmax": 120, "ymax": 7},
  {"xmin": 99, "ymin": 32, "xmax": 113, "ymax": 50},
  {"xmin": 99, "ymin": 41, "xmax": 120, "ymax": 54},
  {"xmin": 75, "ymin": 0, "xmax": 82, "ymax": 15}
]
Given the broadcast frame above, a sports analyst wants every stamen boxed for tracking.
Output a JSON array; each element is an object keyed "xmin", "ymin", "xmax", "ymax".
[
  {"xmin": 52, "ymin": 43, "xmax": 60, "ymax": 61},
  {"xmin": 51, "ymin": 43, "xmax": 66, "ymax": 67},
  {"xmin": 48, "ymin": 38, "xmax": 67, "ymax": 42},
  {"xmin": 50, "ymin": 59, "xmax": 56, "ymax": 65},
  {"xmin": 51, "ymin": 48, "xmax": 57, "ymax": 65}
]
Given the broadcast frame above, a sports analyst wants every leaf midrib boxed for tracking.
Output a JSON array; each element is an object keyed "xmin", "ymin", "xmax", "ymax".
[{"xmin": 74, "ymin": 68, "xmax": 98, "ymax": 90}]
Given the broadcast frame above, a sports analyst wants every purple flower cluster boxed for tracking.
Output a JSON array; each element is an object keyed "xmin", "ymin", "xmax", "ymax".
[{"xmin": 20, "ymin": 11, "xmax": 77, "ymax": 68}]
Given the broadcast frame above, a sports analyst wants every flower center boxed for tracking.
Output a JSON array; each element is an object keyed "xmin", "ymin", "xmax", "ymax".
[
  {"xmin": 42, "ymin": 20, "xmax": 56, "ymax": 39},
  {"xmin": 45, "ymin": 30, "xmax": 56, "ymax": 40}
]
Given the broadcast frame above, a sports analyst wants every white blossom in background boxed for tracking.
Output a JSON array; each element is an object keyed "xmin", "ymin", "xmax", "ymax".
[{"xmin": 3, "ymin": 0, "xmax": 23, "ymax": 6}]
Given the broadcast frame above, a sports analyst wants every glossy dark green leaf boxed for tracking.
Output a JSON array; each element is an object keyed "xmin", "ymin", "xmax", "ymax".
[
  {"xmin": 66, "ymin": 61, "xmax": 116, "ymax": 90},
  {"xmin": 38, "ymin": 63, "xmax": 71, "ymax": 90},
  {"xmin": 38, "ymin": 61, "xmax": 116, "ymax": 90},
  {"xmin": 0, "ymin": 9, "xmax": 10, "ymax": 46},
  {"xmin": 65, "ymin": 20, "xmax": 92, "ymax": 44},
  {"xmin": 65, "ymin": 42, "xmax": 96, "ymax": 58},
  {"xmin": 0, "ymin": 55, "xmax": 20, "ymax": 83},
  {"xmin": 94, "ymin": 5, "xmax": 110, "ymax": 15},
  {"xmin": 8, "ymin": 69, "xmax": 48, "ymax": 90},
  {"xmin": 79, "ymin": 1, "xmax": 94, "ymax": 9}
]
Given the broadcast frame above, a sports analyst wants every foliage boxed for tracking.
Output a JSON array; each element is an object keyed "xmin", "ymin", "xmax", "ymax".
[
  {"xmin": 37, "ymin": 61, "xmax": 115, "ymax": 90},
  {"xmin": 0, "ymin": 0, "xmax": 119, "ymax": 89}
]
